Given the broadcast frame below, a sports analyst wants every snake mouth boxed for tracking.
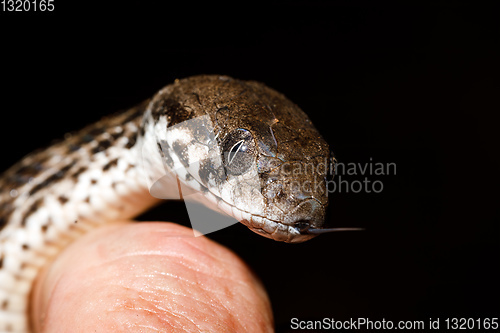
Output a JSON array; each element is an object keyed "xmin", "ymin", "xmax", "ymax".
[
  {"xmin": 179, "ymin": 165, "xmax": 326, "ymax": 242},
  {"xmin": 240, "ymin": 216, "xmax": 316, "ymax": 243},
  {"xmin": 180, "ymin": 175, "xmax": 358, "ymax": 242},
  {"xmin": 195, "ymin": 185, "xmax": 317, "ymax": 243},
  {"xmin": 203, "ymin": 189, "xmax": 361, "ymax": 242}
]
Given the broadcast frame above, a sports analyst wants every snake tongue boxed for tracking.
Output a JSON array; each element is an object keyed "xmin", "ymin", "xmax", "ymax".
[
  {"xmin": 302, "ymin": 227, "xmax": 365, "ymax": 234},
  {"xmin": 289, "ymin": 200, "xmax": 364, "ymax": 235}
]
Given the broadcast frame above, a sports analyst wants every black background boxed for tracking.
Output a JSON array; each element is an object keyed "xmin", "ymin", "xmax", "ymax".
[{"xmin": 1, "ymin": 2, "xmax": 498, "ymax": 332}]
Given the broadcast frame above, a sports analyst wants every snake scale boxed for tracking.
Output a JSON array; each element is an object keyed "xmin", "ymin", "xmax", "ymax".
[{"xmin": 0, "ymin": 75, "xmax": 338, "ymax": 332}]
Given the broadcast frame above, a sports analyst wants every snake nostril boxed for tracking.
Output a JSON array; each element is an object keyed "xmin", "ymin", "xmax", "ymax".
[{"xmin": 289, "ymin": 199, "xmax": 326, "ymax": 231}]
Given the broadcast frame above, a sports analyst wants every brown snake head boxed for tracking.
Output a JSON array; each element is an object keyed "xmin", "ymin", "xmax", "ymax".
[{"xmin": 147, "ymin": 75, "xmax": 336, "ymax": 242}]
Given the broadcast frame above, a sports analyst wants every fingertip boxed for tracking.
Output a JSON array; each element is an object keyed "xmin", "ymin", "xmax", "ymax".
[{"xmin": 31, "ymin": 222, "xmax": 273, "ymax": 332}]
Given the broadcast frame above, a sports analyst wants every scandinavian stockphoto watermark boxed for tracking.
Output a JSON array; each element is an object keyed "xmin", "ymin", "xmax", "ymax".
[
  {"xmin": 272, "ymin": 157, "xmax": 396, "ymax": 196},
  {"xmin": 329, "ymin": 158, "xmax": 396, "ymax": 193}
]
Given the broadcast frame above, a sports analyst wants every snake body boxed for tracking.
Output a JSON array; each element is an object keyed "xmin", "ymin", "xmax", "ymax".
[{"xmin": 0, "ymin": 75, "xmax": 333, "ymax": 332}]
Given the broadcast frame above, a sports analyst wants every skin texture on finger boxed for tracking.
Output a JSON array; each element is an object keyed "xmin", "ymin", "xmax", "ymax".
[{"xmin": 31, "ymin": 222, "xmax": 274, "ymax": 332}]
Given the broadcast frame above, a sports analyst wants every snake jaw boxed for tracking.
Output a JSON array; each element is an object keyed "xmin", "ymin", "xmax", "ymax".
[{"xmin": 240, "ymin": 217, "xmax": 317, "ymax": 243}]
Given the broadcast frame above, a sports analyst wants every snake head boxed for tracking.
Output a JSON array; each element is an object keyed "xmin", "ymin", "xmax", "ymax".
[{"xmin": 148, "ymin": 75, "xmax": 340, "ymax": 243}]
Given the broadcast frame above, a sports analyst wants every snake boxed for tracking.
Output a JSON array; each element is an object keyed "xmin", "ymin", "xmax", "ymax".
[{"xmin": 0, "ymin": 75, "xmax": 340, "ymax": 332}]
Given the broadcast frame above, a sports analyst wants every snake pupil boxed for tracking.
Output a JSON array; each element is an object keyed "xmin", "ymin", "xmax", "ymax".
[
  {"xmin": 227, "ymin": 140, "xmax": 245, "ymax": 165},
  {"xmin": 222, "ymin": 129, "xmax": 255, "ymax": 176}
]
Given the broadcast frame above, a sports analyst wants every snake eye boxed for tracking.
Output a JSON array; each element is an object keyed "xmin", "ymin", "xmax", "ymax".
[{"xmin": 222, "ymin": 129, "xmax": 256, "ymax": 175}]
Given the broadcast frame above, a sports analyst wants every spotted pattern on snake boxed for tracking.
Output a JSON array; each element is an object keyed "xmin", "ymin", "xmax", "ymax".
[{"xmin": 0, "ymin": 75, "xmax": 334, "ymax": 332}]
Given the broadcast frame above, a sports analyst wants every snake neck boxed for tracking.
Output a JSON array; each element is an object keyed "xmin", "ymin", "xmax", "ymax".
[
  {"xmin": 0, "ymin": 100, "xmax": 164, "ymax": 332},
  {"xmin": 0, "ymin": 100, "xmax": 159, "ymax": 230}
]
